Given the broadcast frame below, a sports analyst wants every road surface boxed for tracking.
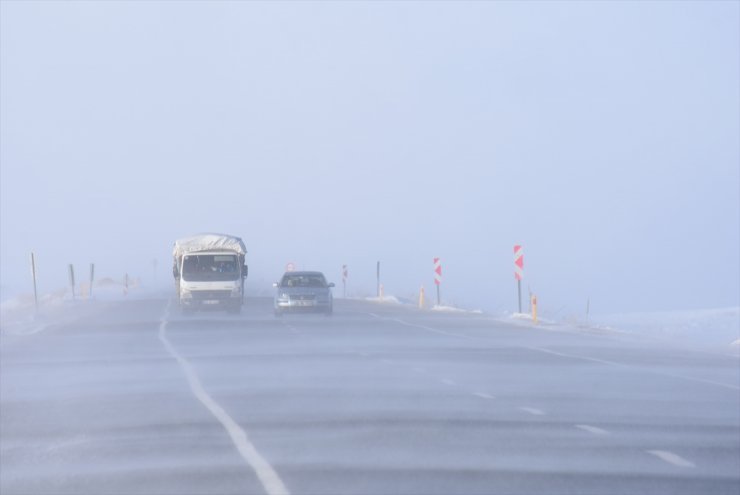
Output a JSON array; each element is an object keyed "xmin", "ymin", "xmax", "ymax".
[{"xmin": 2, "ymin": 297, "xmax": 739, "ymax": 494}]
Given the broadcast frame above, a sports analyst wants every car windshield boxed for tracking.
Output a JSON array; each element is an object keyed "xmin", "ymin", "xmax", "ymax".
[
  {"xmin": 281, "ymin": 274, "xmax": 327, "ymax": 288},
  {"xmin": 182, "ymin": 254, "xmax": 239, "ymax": 281}
]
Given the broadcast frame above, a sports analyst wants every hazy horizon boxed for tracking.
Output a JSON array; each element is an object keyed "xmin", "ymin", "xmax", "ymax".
[{"xmin": 2, "ymin": 1, "xmax": 738, "ymax": 316}]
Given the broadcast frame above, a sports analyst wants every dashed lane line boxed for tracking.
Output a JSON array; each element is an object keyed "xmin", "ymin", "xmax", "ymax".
[
  {"xmin": 527, "ymin": 346, "xmax": 740, "ymax": 391},
  {"xmin": 159, "ymin": 302, "xmax": 290, "ymax": 495},
  {"xmin": 575, "ymin": 424, "xmax": 610, "ymax": 435},
  {"xmin": 368, "ymin": 313, "xmax": 472, "ymax": 339},
  {"xmin": 647, "ymin": 450, "xmax": 696, "ymax": 468},
  {"xmin": 370, "ymin": 314, "xmax": 739, "ymax": 392},
  {"xmin": 391, "ymin": 318, "xmax": 475, "ymax": 339},
  {"xmin": 472, "ymin": 392, "xmax": 495, "ymax": 400},
  {"xmin": 519, "ymin": 407, "xmax": 546, "ymax": 416}
]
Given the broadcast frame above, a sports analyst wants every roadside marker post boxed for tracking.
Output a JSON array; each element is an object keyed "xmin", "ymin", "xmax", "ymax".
[
  {"xmin": 514, "ymin": 245, "xmax": 524, "ymax": 313},
  {"xmin": 433, "ymin": 257, "xmax": 442, "ymax": 306},
  {"xmin": 532, "ymin": 294, "xmax": 538, "ymax": 324},
  {"xmin": 419, "ymin": 285, "xmax": 425, "ymax": 309},
  {"xmin": 68, "ymin": 264, "xmax": 76, "ymax": 301},
  {"xmin": 89, "ymin": 263, "xmax": 95, "ymax": 300},
  {"xmin": 376, "ymin": 261, "xmax": 380, "ymax": 298},
  {"xmin": 30, "ymin": 253, "xmax": 38, "ymax": 312},
  {"xmin": 342, "ymin": 264, "xmax": 348, "ymax": 298}
]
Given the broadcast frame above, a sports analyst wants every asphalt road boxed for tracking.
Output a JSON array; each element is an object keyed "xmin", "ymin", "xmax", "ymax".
[{"xmin": 2, "ymin": 297, "xmax": 739, "ymax": 495}]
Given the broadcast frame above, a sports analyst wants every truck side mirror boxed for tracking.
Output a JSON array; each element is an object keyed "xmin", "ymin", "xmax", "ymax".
[
  {"xmin": 272, "ymin": 282, "xmax": 279, "ymax": 288},
  {"xmin": 173, "ymin": 266, "xmax": 179, "ymax": 278},
  {"xmin": 328, "ymin": 282, "xmax": 335, "ymax": 288},
  {"xmin": 242, "ymin": 265, "xmax": 248, "ymax": 278}
]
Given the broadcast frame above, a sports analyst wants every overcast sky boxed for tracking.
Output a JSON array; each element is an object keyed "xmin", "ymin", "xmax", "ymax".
[{"xmin": 1, "ymin": 1, "xmax": 738, "ymax": 315}]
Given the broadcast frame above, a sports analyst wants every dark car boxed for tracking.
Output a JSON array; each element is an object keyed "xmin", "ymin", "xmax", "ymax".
[{"xmin": 273, "ymin": 271, "xmax": 334, "ymax": 316}]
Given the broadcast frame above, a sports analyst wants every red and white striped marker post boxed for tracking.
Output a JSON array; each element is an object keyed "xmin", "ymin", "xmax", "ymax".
[
  {"xmin": 341, "ymin": 264, "xmax": 348, "ymax": 298},
  {"xmin": 433, "ymin": 257, "xmax": 442, "ymax": 306},
  {"xmin": 514, "ymin": 245, "xmax": 524, "ymax": 312}
]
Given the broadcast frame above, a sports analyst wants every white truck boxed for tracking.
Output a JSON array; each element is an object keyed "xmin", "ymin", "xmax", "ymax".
[{"xmin": 172, "ymin": 233, "xmax": 248, "ymax": 313}]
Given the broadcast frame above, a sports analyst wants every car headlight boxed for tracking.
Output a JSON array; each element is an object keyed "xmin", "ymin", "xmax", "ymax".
[{"xmin": 277, "ymin": 293, "xmax": 290, "ymax": 301}]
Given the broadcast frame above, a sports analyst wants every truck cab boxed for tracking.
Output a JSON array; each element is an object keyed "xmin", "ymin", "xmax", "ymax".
[{"xmin": 173, "ymin": 234, "xmax": 248, "ymax": 314}]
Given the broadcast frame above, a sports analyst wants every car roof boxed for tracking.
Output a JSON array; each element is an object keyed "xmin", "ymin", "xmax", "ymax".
[{"xmin": 282, "ymin": 271, "xmax": 325, "ymax": 276}]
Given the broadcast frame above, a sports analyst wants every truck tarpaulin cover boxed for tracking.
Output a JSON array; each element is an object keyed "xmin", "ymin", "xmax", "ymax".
[{"xmin": 173, "ymin": 233, "xmax": 247, "ymax": 258}]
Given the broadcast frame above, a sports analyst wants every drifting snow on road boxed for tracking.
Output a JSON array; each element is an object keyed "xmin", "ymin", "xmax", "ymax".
[{"xmin": 1, "ymin": 296, "xmax": 739, "ymax": 495}]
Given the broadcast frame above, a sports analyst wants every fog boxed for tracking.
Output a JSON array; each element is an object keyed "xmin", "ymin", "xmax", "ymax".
[{"xmin": 1, "ymin": 1, "xmax": 738, "ymax": 315}]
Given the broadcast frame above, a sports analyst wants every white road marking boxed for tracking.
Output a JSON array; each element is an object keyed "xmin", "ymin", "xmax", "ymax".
[
  {"xmin": 647, "ymin": 450, "xmax": 696, "ymax": 468},
  {"xmin": 158, "ymin": 302, "xmax": 290, "ymax": 495},
  {"xmin": 519, "ymin": 407, "xmax": 546, "ymax": 416},
  {"xmin": 527, "ymin": 346, "xmax": 740, "ymax": 391},
  {"xmin": 45, "ymin": 435, "xmax": 92, "ymax": 452},
  {"xmin": 440, "ymin": 378, "xmax": 457, "ymax": 386},
  {"xmin": 374, "ymin": 313, "xmax": 738, "ymax": 394},
  {"xmin": 373, "ymin": 315, "xmax": 739, "ymax": 392},
  {"xmin": 20, "ymin": 323, "xmax": 50, "ymax": 335},
  {"xmin": 528, "ymin": 346, "xmax": 616, "ymax": 366},
  {"xmin": 393, "ymin": 318, "xmax": 473, "ymax": 339},
  {"xmin": 285, "ymin": 323, "xmax": 299, "ymax": 333},
  {"xmin": 473, "ymin": 392, "xmax": 495, "ymax": 400},
  {"xmin": 575, "ymin": 424, "xmax": 609, "ymax": 435}
]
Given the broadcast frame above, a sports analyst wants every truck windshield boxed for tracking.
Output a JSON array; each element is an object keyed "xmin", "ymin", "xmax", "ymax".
[{"xmin": 182, "ymin": 254, "xmax": 239, "ymax": 282}]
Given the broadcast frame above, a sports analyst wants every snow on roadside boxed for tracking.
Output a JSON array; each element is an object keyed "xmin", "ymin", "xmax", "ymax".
[
  {"xmin": 1, "ymin": 290, "xmax": 66, "ymax": 336},
  {"xmin": 501, "ymin": 311, "xmax": 556, "ymax": 326},
  {"xmin": 431, "ymin": 305, "xmax": 483, "ymax": 314},
  {"xmin": 493, "ymin": 307, "xmax": 739, "ymax": 353},
  {"xmin": 365, "ymin": 295, "xmax": 402, "ymax": 304},
  {"xmin": 592, "ymin": 307, "xmax": 740, "ymax": 350},
  {"xmin": 1, "ymin": 281, "xmax": 168, "ymax": 336}
]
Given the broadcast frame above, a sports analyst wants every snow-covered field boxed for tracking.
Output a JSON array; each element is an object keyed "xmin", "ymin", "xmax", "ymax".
[
  {"xmin": 591, "ymin": 307, "xmax": 740, "ymax": 351},
  {"xmin": 0, "ymin": 281, "xmax": 169, "ymax": 336},
  {"xmin": 368, "ymin": 295, "xmax": 739, "ymax": 354}
]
